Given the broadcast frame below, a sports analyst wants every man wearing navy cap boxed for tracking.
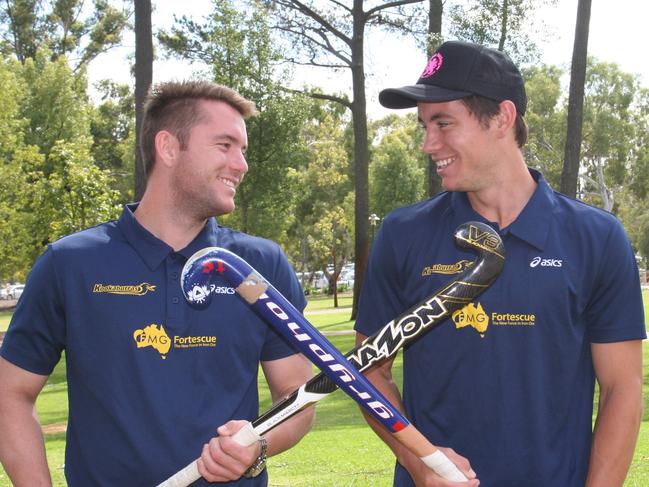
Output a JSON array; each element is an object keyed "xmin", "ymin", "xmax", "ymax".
[
  {"xmin": 0, "ymin": 81, "xmax": 315, "ymax": 486},
  {"xmin": 356, "ymin": 41, "xmax": 645, "ymax": 487}
]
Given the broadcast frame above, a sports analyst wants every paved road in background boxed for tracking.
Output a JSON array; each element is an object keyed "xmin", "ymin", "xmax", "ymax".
[{"xmin": 0, "ymin": 299, "xmax": 17, "ymax": 311}]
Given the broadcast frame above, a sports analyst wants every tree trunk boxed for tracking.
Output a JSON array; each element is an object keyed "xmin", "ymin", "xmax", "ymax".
[
  {"xmin": 498, "ymin": 0, "xmax": 509, "ymax": 51},
  {"xmin": 560, "ymin": 0, "xmax": 592, "ymax": 198},
  {"xmin": 427, "ymin": 0, "xmax": 443, "ymax": 197},
  {"xmin": 134, "ymin": 0, "xmax": 153, "ymax": 201},
  {"xmin": 350, "ymin": 0, "xmax": 369, "ymax": 320}
]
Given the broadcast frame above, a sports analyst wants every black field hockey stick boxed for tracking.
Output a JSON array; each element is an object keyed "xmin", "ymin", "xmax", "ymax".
[
  {"xmin": 157, "ymin": 221, "xmax": 504, "ymax": 487},
  {"xmin": 245, "ymin": 221, "xmax": 504, "ymax": 434}
]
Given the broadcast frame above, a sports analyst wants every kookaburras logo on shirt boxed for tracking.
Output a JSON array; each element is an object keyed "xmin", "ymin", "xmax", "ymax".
[
  {"xmin": 421, "ymin": 260, "xmax": 473, "ymax": 276},
  {"xmin": 93, "ymin": 282, "xmax": 156, "ymax": 296}
]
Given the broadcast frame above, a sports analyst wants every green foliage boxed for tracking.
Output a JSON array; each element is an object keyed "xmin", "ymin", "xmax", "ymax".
[
  {"xmin": 618, "ymin": 192, "xmax": 649, "ymax": 270},
  {"xmin": 89, "ymin": 80, "xmax": 135, "ymax": 201},
  {"xmin": 628, "ymin": 87, "xmax": 649, "ymax": 201},
  {"xmin": 448, "ymin": 0, "xmax": 556, "ymax": 63},
  {"xmin": 0, "ymin": 145, "xmax": 43, "ymax": 281},
  {"xmin": 0, "ymin": 57, "xmax": 28, "ymax": 156},
  {"xmin": 159, "ymin": 0, "xmax": 311, "ymax": 243},
  {"xmin": 0, "ymin": 0, "xmax": 129, "ymax": 69},
  {"xmin": 20, "ymin": 50, "xmax": 91, "ymax": 167},
  {"xmin": 580, "ymin": 59, "xmax": 641, "ymax": 211},
  {"xmin": 34, "ymin": 138, "xmax": 121, "ymax": 238},
  {"xmin": 370, "ymin": 113, "xmax": 426, "ymax": 218},
  {"xmin": 0, "ymin": 50, "xmax": 123, "ymax": 280},
  {"xmin": 289, "ymin": 110, "xmax": 354, "ymax": 280},
  {"xmin": 522, "ymin": 64, "xmax": 566, "ymax": 187}
]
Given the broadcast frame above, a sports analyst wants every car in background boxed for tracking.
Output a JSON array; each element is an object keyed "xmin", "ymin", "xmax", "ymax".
[
  {"xmin": 337, "ymin": 269, "xmax": 355, "ymax": 289},
  {"xmin": 0, "ymin": 287, "xmax": 9, "ymax": 300},
  {"xmin": 7, "ymin": 284, "xmax": 25, "ymax": 300}
]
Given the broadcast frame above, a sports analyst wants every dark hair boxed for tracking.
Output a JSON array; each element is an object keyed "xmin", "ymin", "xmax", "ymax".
[
  {"xmin": 140, "ymin": 80, "xmax": 258, "ymax": 175},
  {"xmin": 461, "ymin": 95, "xmax": 528, "ymax": 148}
]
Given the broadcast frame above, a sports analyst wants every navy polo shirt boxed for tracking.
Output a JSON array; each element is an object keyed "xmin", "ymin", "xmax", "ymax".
[
  {"xmin": 1, "ymin": 204, "xmax": 306, "ymax": 486},
  {"xmin": 356, "ymin": 170, "xmax": 645, "ymax": 487}
]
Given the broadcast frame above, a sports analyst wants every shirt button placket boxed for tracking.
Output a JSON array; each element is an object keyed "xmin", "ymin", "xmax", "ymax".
[{"xmin": 167, "ymin": 254, "xmax": 184, "ymax": 325}]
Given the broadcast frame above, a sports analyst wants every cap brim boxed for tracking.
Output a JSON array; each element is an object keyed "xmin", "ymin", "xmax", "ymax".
[{"xmin": 378, "ymin": 85, "xmax": 473, "ymax": 109}]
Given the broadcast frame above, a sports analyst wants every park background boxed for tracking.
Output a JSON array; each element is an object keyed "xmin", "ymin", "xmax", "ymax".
[{"xmin": 0, "ymin": 0, "xmax": 648, "ymax": 485}]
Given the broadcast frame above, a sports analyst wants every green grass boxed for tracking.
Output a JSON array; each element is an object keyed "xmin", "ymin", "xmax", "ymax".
[
  {"xmin": 305, "ymin": 292, "xmax": 353, "ymax": 311},
  {"xmin": 0, "ymin": 290, "xmax": 648, "ymax": 486},
  {"xmin": 0, "ymin": 311, "xmax": 12, "ymax": 332}
]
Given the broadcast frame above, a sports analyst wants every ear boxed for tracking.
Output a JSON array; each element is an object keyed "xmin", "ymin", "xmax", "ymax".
[
  {"xmin": 494, "ymin": 100, "xmax": 517, "ymax": 139},
  {"xmin": 154, "ymin": 130, "xmax": 180, "ymax": 168}
]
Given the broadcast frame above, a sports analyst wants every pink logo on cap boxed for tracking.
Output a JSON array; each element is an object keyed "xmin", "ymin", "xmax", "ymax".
[{"xmin": 420, "ymin": 52, "xmax": 444, "ymax": 79}]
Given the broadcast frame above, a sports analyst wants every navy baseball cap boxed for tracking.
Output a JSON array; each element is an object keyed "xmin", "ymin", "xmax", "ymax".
[{"xmin": 379, "ymin": 41, "xmax": 527, "ymax": 115}]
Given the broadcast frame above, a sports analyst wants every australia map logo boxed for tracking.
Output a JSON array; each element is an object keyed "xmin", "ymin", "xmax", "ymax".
[
  {"xmin": 133, "ymin": 324, "xmax": 218, "ymax": 359},
  {"xmin": 453, "ymin": 302, "xmax": 537, "ymax": 338},
  {"xmin": 133, "ymin": 324, "xmax": 171, "ymax": 359},
  {"xmin": 453, "ymin": 303, "xmax": 490, "ymax": 338}
]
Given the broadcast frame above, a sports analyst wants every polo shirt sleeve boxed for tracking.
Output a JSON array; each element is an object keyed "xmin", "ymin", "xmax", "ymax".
[
  {"xmin": 585, "ymin": 219, "xmax": 646, "ymax": 343},
  {"xmin": 0, "ymin": 246, "xmax": 66, "ymax": 375},
  {"xmin": 355, "ymin": 215, "xmax": 406, "ymax": 337},
  {"xmin": 260, "ymin": 245, "xmax": 308, "ymax": 361}
]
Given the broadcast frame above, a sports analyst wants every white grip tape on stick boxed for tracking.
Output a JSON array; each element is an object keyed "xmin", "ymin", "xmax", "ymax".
[
  {"xmin": 232, "ymin": 421, "xmax": 262, "ymax": 446},
  {"xmin": 156, "ymin": 421, "xmax": 259, "ymax": 487},
  {"xmin": 420, "ymin": 450, "xmax": 468, "ymax": 482}
]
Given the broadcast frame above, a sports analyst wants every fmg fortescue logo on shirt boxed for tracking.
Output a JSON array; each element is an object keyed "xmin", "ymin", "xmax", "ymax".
[
  {"xmin": 453, "ymin": 303, "xmax": 490, "ymax": 337},
  {"xmin": 133, "ymin": 324, "xmax": 171, "ymax": 359},
  {"xmin": 421, "ymin": 259, "xmax": 473, "ymax": 277},
  {"xmin": 133, "ymin": 323, "xmax": 218, "ymax": 360},
  {"xmin": 93, "ymin": 282, "xmax": 156, "ymax": 296},
  {"xmin": 453, "ymin": 303, "xmax": 537, "ymax": 338}
]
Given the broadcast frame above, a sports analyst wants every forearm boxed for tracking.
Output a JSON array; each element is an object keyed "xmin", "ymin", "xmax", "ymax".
[
  {"xmin": 265, "ymin": 404, "xmax": 316, "ymax": 457},
  {"xmin": 585, "ymin": 384, "xmax": 643, "ymax": 487},
  {"xmin": 360, "ymin": 367, "xmax": 425, "ymax": 473},
  {"xmin": 0, "ymin": 403, "xmax": 52, "ymax": 486},
  {"xmin": 261, "ymin": 353, "xmax": 316, "ymax": 457}
]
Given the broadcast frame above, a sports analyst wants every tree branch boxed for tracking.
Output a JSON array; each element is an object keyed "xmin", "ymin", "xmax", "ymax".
[
  {"xmin": 326, "ymin": 0, "xmax": 352, "ymax": 14},
  {"xmin": 365, "ymin": 0, "xmax": 425, "ymax": 20},
  {"xmin": 279, "ymin": 85, "xmax": 353, "ymax": 109},
  {"xmin": 275, "ymin": 24, "xmax": 351, "ymax": 65},
  {"xmin": 283, "ymin": 0, "xmax": 351, "ymax": 45}
]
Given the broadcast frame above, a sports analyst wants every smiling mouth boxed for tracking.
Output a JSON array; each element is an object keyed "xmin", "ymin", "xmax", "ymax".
[
  {"xmin": 217, "ymin": 176, "xmax": 238, "ymax": 189},
  {"xmin": 435, "ymin": 156, "xmax": 456, "ymax": 170}
]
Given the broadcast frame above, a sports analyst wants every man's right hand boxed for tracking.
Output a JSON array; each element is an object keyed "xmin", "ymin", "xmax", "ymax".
[{"xmin": 403, "ymin": 446, "xmax": 479, "ymax": 487}]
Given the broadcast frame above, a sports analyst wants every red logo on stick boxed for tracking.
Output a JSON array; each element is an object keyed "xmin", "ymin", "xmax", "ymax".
[{"xmin": 202, "ymin": 261, "xmax": 226, "ymax": 274}]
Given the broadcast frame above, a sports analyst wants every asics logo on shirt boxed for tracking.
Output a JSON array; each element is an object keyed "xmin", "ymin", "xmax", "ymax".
[{"xmin": 529, "ymin": 256, "xmax": 563, "ymax": 268}]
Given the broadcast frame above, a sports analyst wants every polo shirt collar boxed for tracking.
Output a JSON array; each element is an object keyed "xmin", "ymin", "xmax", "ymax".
[
  {"xmin": 450, "ymin": 168, "xmax": 555, "ymax": 251},
  {"xmin": 117, "ymin": 204, "xmax": 221, "ymax": 270}
]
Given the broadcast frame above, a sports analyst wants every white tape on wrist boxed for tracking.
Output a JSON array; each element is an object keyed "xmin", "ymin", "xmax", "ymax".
[{"xmin": 420, "ymin": 450, "xmax": 468, "ymax": 482}]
